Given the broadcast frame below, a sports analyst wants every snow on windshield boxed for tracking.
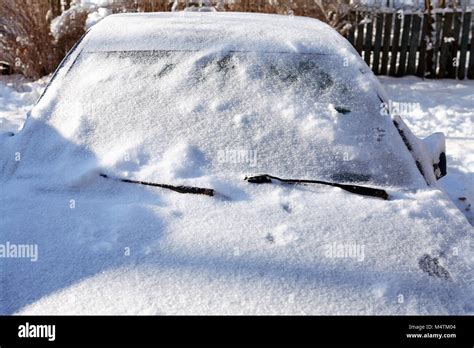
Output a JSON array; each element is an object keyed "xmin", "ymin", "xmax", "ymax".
[{"xmin": 44, "ymin": 50, "xmax": 425, "ymax": 188}]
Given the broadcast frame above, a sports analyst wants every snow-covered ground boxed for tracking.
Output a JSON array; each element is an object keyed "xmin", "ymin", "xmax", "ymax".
[
  {"xmin": 379, "ymin": 76, "xmax": 473, "ymax": 225},
  {"xmin": 0, "ymin": 75, "xmax": 50, "ymax": 135},
  {"xmin": 1, "ymin": 74, "xmax": 472, "ymax": 224}
]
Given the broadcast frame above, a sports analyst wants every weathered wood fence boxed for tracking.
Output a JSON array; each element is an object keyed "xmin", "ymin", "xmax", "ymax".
[
  {"xmin": 12, "ymin": 2, "xmax": 474, "ymax": 80},
  {"xmin": 346, "ymin": 9, "xmax": 474, "ymax": 79}
]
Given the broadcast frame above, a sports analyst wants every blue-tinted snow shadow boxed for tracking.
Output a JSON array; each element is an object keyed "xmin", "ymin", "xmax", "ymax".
[
  {"xmin": 1, "ymin": 119, "xmax": 468, "ymax": 315},
  {"xmin": 0, "ymin": 119, "xmax": 169, "ymax": 314},
  {"xmin": 440, "ymin": 151, "xmax": 474, "ymax": 226},
  {"xmin": 136, "ymin": 249, "xmax": 470, "ymax": 314}
]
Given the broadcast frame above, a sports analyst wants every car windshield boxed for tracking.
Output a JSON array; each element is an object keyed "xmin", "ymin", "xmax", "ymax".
[{"xmin": 51, "ymin": 50, "xmax": 425, "ymax": 188}]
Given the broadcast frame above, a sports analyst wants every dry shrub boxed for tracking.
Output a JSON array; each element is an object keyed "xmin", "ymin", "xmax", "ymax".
[
  {"xmin": 108, "ymin": 0, "xmax": 172, "ymax": 12},
  {"xmin": 0, "ymin": 0, "xmax": 358, "ymax": 79},
  {"xmin": 0, "ymin": 0, "xmax": 60, "ymax": 79},
  {"xmin": 313, "ymin": 0, "xmax": 359, "ymax": 36},
  {"xmin": 52, "ymin": 7, "xmax": 89, "ymax": 58}
]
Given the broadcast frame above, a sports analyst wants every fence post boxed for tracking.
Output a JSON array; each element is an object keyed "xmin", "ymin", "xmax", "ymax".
[
  {"xmin": 458, "ymin": 11, "xmax": 471, "ymax": 80},
  {"xmin": 355, "ymin": 11, "xmax": 365, "ymax": 55},
  {"xmin": 389, "ymin": 13, "xmax": 402, "ymax": 76},
  {"xmin": 380, "ymin": 12, "xmax": 393, "ymax": 76},
  {"xmin": 438, "ymin": 12, "xmax": 454, "ymax": 78},
  {"xmin": 49, "ymin": 0, "xmax": 62, "ymax": 18},
  {"xmin": 364, "ymin": 12, "xmax": 374, "ymax": 66},
  {"xmin": 416, "ymin": 13, "xmax": 430, "ymax": 77},
  {"xmin": 447, "ymin": 12, "xmax": 462, "ymax": 78},
  {"xmin": 397, "ymin": 13, "xmax": 412, "ymax": 76},
  {"xmin": 407, "ymin": 13, "xmax": 422, "ymax": 75},
  {"xmin": 468, "ymin": 15, "xmax": 474, "ymax": 79},
  {"xmin": 372, "ymin": 12, "xmax": 384, "ymax": 74}
]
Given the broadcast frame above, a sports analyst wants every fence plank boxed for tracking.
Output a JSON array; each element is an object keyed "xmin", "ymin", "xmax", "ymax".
[
  {"xmin": 458, "ymin": 11, "xmax": 471, "ymax": 80},
  {"xmin": 447, "ymin": 12, "xmax": 462, "ymax": 78},
  {"xmin": 438, "ymin": 12, "xmax": 454, "ymax": 79},
  {"xmin": 355, "ymin": 12, "xmax": 365, "ymax": 55},
  {"xmin": 397, "ymin": 14, "xmax": 412, "ymax": 76},
  {"xmin": 431, "ymin": 12, "xmax": 443, "ymax": 78},
  {"xmin": 348, "ymin": 12, "xmax": 356, "ymax": 46},
  {"xmin": 346, "ymin": 8, "xmax": 472, "ymax": 80},
  {"xmin": 468, "ymin": 18, "xmax": 474, "ymax": 79},
  {"xmin": 49, "ymin": 0, "xmax": 62, "ymax": 18},
  {"xmin": 389, "ymin": 14, "xmax": 402, "ymax": 76},
  {"xmin": 407, "ymin": 14, "xmax": 422, "ymax": 75},
  {"xmin": 372, "ymin": 13, "xmax": 384, "ymax": 74},
  {"xmin": 364, "ymin": 13, "xmax": 374, "ymax": 66},
  {"xmin": 416, "ymin": 14, "xmax": 430, "ymax": 77},
  {"xmin": 380, "ymin": 13, "xmax": 393, "ymax": 75}
]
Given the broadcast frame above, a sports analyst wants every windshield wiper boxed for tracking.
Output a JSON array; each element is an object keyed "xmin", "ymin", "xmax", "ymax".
[
  {"xmin": 100, "ymin": 173, "xmax": 215, "ymax": 197},
  {"xmin": 244, "ymin": 174, "xmax": 389, "ymax": 200}
]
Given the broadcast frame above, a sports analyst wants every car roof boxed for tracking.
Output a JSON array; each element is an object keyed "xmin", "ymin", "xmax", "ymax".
[{"xmin": 84, "ymin": 12, "xmax": 352, "ymax": 54}]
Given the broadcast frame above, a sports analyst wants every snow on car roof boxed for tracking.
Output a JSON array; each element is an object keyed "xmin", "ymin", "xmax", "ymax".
[
  {"xmin": 81, "ymin": 12, "xmax": 388, "ymax": 123},
  {"xmin": 84, "ymin": 12, "xmax": 354, "ymax": 54}
]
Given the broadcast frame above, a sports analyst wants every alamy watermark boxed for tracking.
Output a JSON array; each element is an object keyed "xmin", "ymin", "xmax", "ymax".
[
  {"xmin": 380, "ymin": 100, "xmax": 420, "ymax": 118},
  {"xmin": 18, "ymin": 322, "xmax": 55, "ymax": 341},
  {"xmin": 217, "ymin": 149, "xmax": 258, "ymax": 167},
  {"xmin": 0, "ymin": 241, "xmax": 38, "ymax": 262},
  {"xmin": 324, "ymin": 242, "xmax": 365, "ymax": 262}
]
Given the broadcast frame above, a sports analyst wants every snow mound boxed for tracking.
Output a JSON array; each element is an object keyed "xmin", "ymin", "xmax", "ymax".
[
  {"xmin": 380, "ymin": 76, "xmax": 474, "ymax": 225},
  {"xmin": 0, "ymin": 75, "xmax": 49, "ymax": 134},
  {"xmin": 86, "ymin": 7, "xmax": 112, "ymax": 29}
]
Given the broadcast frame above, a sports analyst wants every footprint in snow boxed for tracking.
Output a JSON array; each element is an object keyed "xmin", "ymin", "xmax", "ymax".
[
  {"xmin": 418, "ymin": 254, "xmax": 451, "ymax": 280},
  {"xmin": 265, "ymin": 225, "xmax": 298, "ymax": 246}
]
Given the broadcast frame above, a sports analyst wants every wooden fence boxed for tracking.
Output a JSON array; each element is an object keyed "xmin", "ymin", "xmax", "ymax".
[
  {"xmin": 13, "ymin": 2, "xmax": 474, "ymax": 80},
  {"xmin": 346, "ymin": 9, "xmax": 474, "ymax": 79}
]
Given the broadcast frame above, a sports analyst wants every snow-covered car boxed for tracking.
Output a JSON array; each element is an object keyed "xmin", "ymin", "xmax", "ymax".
[{"xmin": 0, "ymin": 12, "xmax": 473, "ymax": 315}]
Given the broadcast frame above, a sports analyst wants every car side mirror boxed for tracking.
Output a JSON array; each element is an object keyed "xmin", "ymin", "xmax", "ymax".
[{"xmin": 422, "ymin": 133, "xmax": 447, "ymax": 180}]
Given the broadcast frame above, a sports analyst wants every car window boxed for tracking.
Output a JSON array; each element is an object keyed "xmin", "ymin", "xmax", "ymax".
[{"xmin": 49, "ymin": 50, "xmax": 426, "ymax": 188}]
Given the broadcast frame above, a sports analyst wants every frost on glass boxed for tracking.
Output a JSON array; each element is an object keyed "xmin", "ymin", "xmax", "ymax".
[{"xmin": 51, "ymin": 50, "xmax": 424, "ymax": 188}]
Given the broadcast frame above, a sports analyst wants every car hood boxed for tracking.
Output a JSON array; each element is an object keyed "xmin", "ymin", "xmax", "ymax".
[{"xmin": 1, "ymin": 175, "xmax": 473, "ymax": 315}]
